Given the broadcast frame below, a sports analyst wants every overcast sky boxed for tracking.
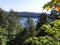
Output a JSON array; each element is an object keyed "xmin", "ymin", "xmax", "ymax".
[{"xmin": 0, "ymin": 0, "xmax": 51, "ymax": 12}]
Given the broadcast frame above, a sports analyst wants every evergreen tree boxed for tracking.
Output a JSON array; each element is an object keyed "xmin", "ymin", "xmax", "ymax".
[
  {"xmin": 36, "ymin": 13, "xmax": 48, "ymax": 30},
  {"xmin": 0, "ymin": 8, "xmax": 22, "ymax": 45},
  {"xmin": 17, "ymin": 17, "xmax": 36, "ymax": 45}
]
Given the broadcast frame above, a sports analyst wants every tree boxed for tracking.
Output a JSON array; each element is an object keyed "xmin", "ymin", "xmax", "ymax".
[
  {"xmin": 8, "ymin": 9, "xmax": 20, "ymax": 30},
  {"xmin": 43, "ymin": 0, "xmax": 60, "ymax": 21},
  {"xmin": 0, "ymin": 8, "xmax": 8, "ymax": 28},
  {"xmin": 16, "ymin": 17, "xmax": 36, "ymax": 45},
  {"xmin": 50, "ymin": 9, "xmax": 59, "ymax": 21},
  {"xmin": 6, "ymin": 9, "xmax": 23, "ymax": 45},
  {"xmin": 24, "ymin": 17, "xmax": 36, "ymax": 37},
  {"xmin": 36, "ymin": 13, "xmax": 48, "ymax": 30},
  {"xmin": 43, "ymin": 0, "xmax": 60, "ymax": 11},
  {"xmin": 0, "ymin": 8, "xmax": 22, "ymax": 45},
  {"xmin": 24, "ymin": 35, "xmax": 59, "ymax": 45},
  {"xmin": 24, "ymin": 18, "xmax": 60, "ymax": 45}
]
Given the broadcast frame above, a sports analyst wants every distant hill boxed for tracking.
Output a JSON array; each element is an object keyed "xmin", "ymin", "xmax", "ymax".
[
  {"xmin": 6, "ymin": 12, "xmax": 50, "ymax": 18},
  {"xmin": 17, "ymin": 12, "xmax": 41, "ymax": 18}
]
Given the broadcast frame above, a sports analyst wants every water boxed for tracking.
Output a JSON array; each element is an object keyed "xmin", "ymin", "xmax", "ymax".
[{"xmin": 20, "ymin": 17, "xmax": 38, "ymax": 28}]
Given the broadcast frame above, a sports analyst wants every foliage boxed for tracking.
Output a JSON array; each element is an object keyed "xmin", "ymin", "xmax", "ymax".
[
  {"xmin": 43, "ymin": 0, "xmax": 60, "ymax": 11},
  {"xmin": 24, "ymin": 19, "xmax": 60, "ymax": 45},
  {"xmin": 36, "ymin": 13, "xmax": 48, "ymax": 30},
  {"xmin": 25, "ymin": 36, "xmax": 59, "ymax": 45},
  {"xmin": 0, "ymin": 8, "xmax": 22, "ymax": 45},
  {"xmin": 19, "ymin": 17, "xmax": 36, "ymax": 41},
  {"xmin": 1, "ymin": 3, "xmax": 60, "ymax": 45}
]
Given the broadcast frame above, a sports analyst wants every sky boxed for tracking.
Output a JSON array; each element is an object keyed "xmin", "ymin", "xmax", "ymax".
[{"xmin": 0, "ymin": 0, "xmax": 51, "ymax": 13}]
